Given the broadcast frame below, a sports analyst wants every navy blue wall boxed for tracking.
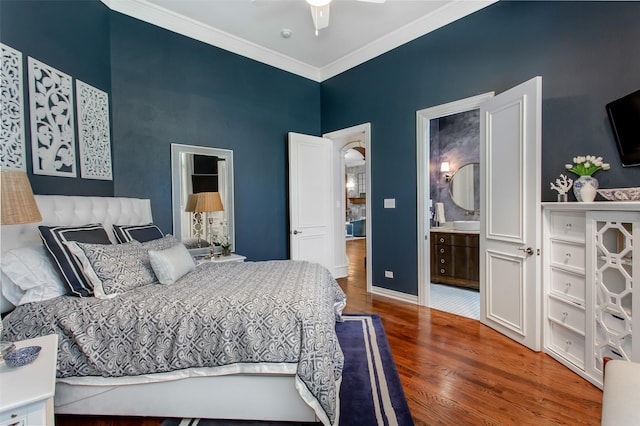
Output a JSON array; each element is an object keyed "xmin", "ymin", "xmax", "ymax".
[
  {"xmin": 321, "ymin": 1, "xmax": 640, "ymax": 295},
  {"xmin": 4, "ymin": 1, "xmax": 640, "ymax": 295},
  {"xmin": 0, "ymin": 0, "xmax": 112, "ymax": 196},
  {"xmin": 109, "ymin": 13, "xmax": 321, "ymax": 260}
]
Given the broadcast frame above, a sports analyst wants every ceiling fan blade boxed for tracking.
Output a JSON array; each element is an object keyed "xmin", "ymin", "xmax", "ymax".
[{"xmin": 309, "ymin": 4, "xmax": 330, "ymax": 32}]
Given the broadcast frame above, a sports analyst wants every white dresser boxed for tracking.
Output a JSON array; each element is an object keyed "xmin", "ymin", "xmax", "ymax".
[
  {"xmin": 0, "ymin": 334, "xmax": 58, "ymax": 426},
  {"xmin": 542, "ymin": 202, "xmax": 640, "ymax": 389}
]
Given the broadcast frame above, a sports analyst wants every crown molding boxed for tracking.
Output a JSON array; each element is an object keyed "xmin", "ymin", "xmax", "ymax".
[
  {"xmin": 102, "ymin": 0, "xmax": 496, "ymax": 83},
  {"xmin": 319, "ymin": 0, "xmax": 498, "ymax": 81},
  {"xmin": 103, "ymin": 0, "xmax": 323, "ymax": 81}
]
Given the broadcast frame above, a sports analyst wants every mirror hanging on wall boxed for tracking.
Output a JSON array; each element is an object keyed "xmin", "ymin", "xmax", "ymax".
[
  {"xmin": 170, "ymin": 143, "xmax": 235, "ymax": 252},
  {"xmin": 449, "ymin": 162, "xmax": 480, "ymax": 213}
]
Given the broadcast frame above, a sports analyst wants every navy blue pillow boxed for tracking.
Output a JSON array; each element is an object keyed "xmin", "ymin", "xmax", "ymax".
[
  {"xmin": 113, "ymin": 223, "xmax": 164, "ymax": 243},
  {"xmin": 39, "ymin": 224, "xmax": 111, "ymax": 297}
]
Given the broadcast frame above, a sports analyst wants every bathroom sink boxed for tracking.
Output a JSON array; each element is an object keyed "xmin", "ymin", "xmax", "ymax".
[{"xmin": 453, "ymin": 220, "xmax": 480, "ymax": 231}]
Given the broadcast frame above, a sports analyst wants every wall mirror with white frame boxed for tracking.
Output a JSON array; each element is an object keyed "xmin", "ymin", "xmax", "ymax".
[{"xmin": 170, "ymin": 143, "xmax": 234, "ymax": 250}]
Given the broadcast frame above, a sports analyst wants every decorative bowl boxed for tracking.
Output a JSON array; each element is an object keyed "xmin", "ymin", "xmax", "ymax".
[
  {"xmin": 597, "ymin": 187, "xmax": 640, "ymax": 201},
  {"xmin": 3, "ymin": 345, "xmax": 41, "ymax": 368}
]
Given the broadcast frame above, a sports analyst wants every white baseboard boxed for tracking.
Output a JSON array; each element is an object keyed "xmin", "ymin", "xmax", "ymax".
[
  {"xmin": 371, "ymin": 286, "xmax": 418, "ymax": 304},
  {"xmin": 333, "ymin": 264, "xmax": 348, "ymax": 279}
]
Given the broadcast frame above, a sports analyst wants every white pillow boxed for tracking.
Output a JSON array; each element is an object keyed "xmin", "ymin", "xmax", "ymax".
[
  {"xmin": 1, "ymin": 245, "xmax": 67, "ymax": 305},
  {"xmin": 148, "ymin": 244, "xmax": 195, "ymax": 285}
]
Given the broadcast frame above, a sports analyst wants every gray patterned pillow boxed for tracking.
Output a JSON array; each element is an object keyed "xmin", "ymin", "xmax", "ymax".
[
  {"xmin": 71, "ymin": 240, "xmax": 157, "ymax": 298},
  {"xmin": 141, "ymin": 234, "xmax": 178, "ymax": 251}
]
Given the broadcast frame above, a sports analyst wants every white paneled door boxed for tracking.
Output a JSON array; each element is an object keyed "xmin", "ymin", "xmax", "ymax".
[
  {"xmin": 288, "ymin": 132, "xmax": 334, "ymax": 272},
  {"xmin": 480, "ymin": 77, "xmax": 542, "ymax": 351}
]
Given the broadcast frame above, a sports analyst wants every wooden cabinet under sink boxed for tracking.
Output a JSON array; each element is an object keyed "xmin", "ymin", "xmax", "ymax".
[{"xmin": 430, "ymin": 231, "xmax": 479, "ymax": 290}]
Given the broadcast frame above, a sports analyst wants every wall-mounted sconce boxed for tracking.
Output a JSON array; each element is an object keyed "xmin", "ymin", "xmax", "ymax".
[
  {"xmin": 346, "ymin": 180, "xmax": 355, "ymax": 189},
  {"xmin": 440, "ymin": 162, "xmax": 452, "ymax": 182}
]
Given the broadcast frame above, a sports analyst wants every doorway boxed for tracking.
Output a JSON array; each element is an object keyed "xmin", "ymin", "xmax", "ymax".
[
  {"xmin": 344, "ymin": 146, "xmax": 367, "ymax": 280},
  {"xmin": 323, "ymin": 124, "xmax": 372, "ymax": 292},
  {"xmin": 416, "ymin": 93, "xmax": 494, "ymax": 313}
]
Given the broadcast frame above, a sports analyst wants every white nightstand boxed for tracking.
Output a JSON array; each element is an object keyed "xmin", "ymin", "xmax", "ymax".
[
  {"xmin": 0, "ymin": 334, "xmax": 58, "ymax": 426},
  {"xmin": 210, "ymin": 253, "xmax": 246, "ymax": 263}
]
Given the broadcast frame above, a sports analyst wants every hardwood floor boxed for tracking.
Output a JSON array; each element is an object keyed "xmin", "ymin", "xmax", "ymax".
[{"xmin": 56, "ymin": 239, "xmax": 603, "ymax": 425}]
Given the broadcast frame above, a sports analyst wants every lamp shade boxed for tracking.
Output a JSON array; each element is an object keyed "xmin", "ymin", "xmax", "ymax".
[
  {"xmin": 195, "ymin": 192, "xmax": 224, "ymax": 213},
  {"xmin": 440, "ymin": 162, "xmax": 451, "ymax": 173},
  {"xmin": 184, "ymin": 194, "xmax": 198, "ymax": 212},
  {"xmin": 1, "ymin": 170, "xmax": 42, "ymax": 225}
]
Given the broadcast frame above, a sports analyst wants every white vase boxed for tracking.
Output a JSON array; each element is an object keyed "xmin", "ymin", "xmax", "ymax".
[{"xmin": 573, "ymin": 175, "xmax": 598, "ymax": 202}]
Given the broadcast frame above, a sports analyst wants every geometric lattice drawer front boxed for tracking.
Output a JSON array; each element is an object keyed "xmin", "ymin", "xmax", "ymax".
[{"xmin": 594, "ymin": 220, "xmax": 633, "ymax": 373}]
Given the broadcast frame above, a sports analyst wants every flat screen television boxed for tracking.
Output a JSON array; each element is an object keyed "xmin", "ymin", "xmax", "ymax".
[{"xmin": 606, "ymin": 89, "xmax": 640, "ymax": 167}]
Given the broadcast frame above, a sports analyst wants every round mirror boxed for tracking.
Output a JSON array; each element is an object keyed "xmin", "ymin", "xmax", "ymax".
[{"xmin": 449, "ymin": 162, "xmax": 480, "ymax": 212}]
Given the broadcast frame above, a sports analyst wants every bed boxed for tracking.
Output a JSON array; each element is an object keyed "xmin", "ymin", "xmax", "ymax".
[{"xmin": 0, "ymin": 195, "xmax": 346, "ymax": 425}]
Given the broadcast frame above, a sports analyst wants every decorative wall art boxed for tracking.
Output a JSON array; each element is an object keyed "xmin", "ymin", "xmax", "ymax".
[
  {"xmin": 76, "ymin": 80, "xmax": 112, "ymax": 180},
  {"xmin": 1, "ymin": 43, "xmax": 26, "ymax": 170},
  {"xmin": 28, "ymin": 57, "xmax": 76, "ymax": 177}
]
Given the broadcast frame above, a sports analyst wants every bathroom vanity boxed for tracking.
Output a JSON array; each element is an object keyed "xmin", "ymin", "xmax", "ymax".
[{"xmin": 430, "ymin": 225, "xmax": 479, "ymax": 290}]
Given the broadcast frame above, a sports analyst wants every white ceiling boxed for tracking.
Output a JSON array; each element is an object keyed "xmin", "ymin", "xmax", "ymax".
[{"xmin": 103, "ymin": 0, "xmax": 496, "ymax": 82}]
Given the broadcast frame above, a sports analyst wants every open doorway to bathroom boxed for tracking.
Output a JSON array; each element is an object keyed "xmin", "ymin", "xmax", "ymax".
[
  {"xmin": 417, "ymin": 92, "xmax": 494, "ymax": 320},
  {"xmin": 429, "ymin": 110, "xmax": 480, "ymax": 320}
]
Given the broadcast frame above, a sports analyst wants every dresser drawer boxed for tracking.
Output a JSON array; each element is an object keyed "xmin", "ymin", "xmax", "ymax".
[
  {"xmin": 550, "ymin": 267, "xmax": 585, "ymax": 303},
  {"xmin": 549, "ymin": 211, "xmax": 586, "ymax": 241},
  {"xmin": 550, "ymin": 240, "xmax": 586, "ymax": 272},
  {"xmin": 431, "ymin": 232, "xmax": 478, "ymax": 247},
  {"xmin": 549, "ymin": 322, "xmax": 585, "ymax": 368},
  {"xmin": 549, "ymin": 296, "xmax": 585, "ymax": 333}
]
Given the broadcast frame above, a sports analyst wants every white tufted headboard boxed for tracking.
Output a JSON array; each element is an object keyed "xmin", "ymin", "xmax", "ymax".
[{"xmin": 1, "ymin": 195, "xmax": 153, "ymax": 313}]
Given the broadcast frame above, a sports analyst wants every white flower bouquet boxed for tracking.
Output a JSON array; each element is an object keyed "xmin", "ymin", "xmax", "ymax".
[{"xmin": 565, "ymin": 155, "xmax": 610, "ymax": 177}]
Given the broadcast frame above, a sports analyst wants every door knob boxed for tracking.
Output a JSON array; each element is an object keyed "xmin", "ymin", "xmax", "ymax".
[
  {"xmin": 518, "ymin": 246, "xmax": 534, "ymax": 256},
  {"xmin": 293, "ymin": 230, "xmax": 302, "ymax": 235}
]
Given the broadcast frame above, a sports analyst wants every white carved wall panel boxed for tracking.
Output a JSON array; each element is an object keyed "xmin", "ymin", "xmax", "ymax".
[
  {"xmin": 28, "ymin": 57, "xmax": 76, "ymax": 177},
  {"xmin": 1, "ymin": 43, "xmax": 26, "ymax": 170},
  {"xmin": 76, "ymin": 80, "xmax": 112, "ymax": 180}
]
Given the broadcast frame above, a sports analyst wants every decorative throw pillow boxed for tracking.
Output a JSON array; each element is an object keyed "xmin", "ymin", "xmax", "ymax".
[
  {"xmin": 38, "ymin": 224, "xmax": 112, "ymax": 297},
  {"xmin": 148, "ymin": 244, "xmax": 196, "ymax": 285},
  {"xmin": 113, "ymin": 223, "xmax": 164, "ymax": 243},
  {"xmin": 0, "ymin": 245, "xmax": 68, "ymax": 305},
  {"xmin": 141, "ymin": 234, "xmax": 178, "ymax": 251},
  {"xmin": 69, "ymin": 240, "xmax": 157, "ymax": 299}
]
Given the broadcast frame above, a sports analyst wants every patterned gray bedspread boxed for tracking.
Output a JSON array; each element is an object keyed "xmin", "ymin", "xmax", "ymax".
[{"xmin": 3, "ymin": 260, "xmax": 346, "ymax": 423}]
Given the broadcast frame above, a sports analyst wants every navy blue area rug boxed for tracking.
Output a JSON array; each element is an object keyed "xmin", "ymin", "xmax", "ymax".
[{"xmin": 162, "ymin": 314, "xmax": 413, "ymax": 426}]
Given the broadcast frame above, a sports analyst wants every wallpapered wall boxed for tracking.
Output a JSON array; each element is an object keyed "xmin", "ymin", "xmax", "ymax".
[
  {"xmin": 0, "ymin": 0, "xmax": 112, "ymax": 196},
  {"xmin": 1, "ymin": 1, "xmax": 321, "ymax": 262},
  {"xmin": 321, "ymin": 1, "xmax": 640, "ymax": 295},
  {"xmin": 429, "ymin": 109, "xmax": 480, "ymax": 223},
  {"xmin": 109, "ymin": 13, "xmax": 321, "ymax": 261},
  {"xmin": 3, "ymin": 1, "xmax": 640, "ymax": 296}
]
